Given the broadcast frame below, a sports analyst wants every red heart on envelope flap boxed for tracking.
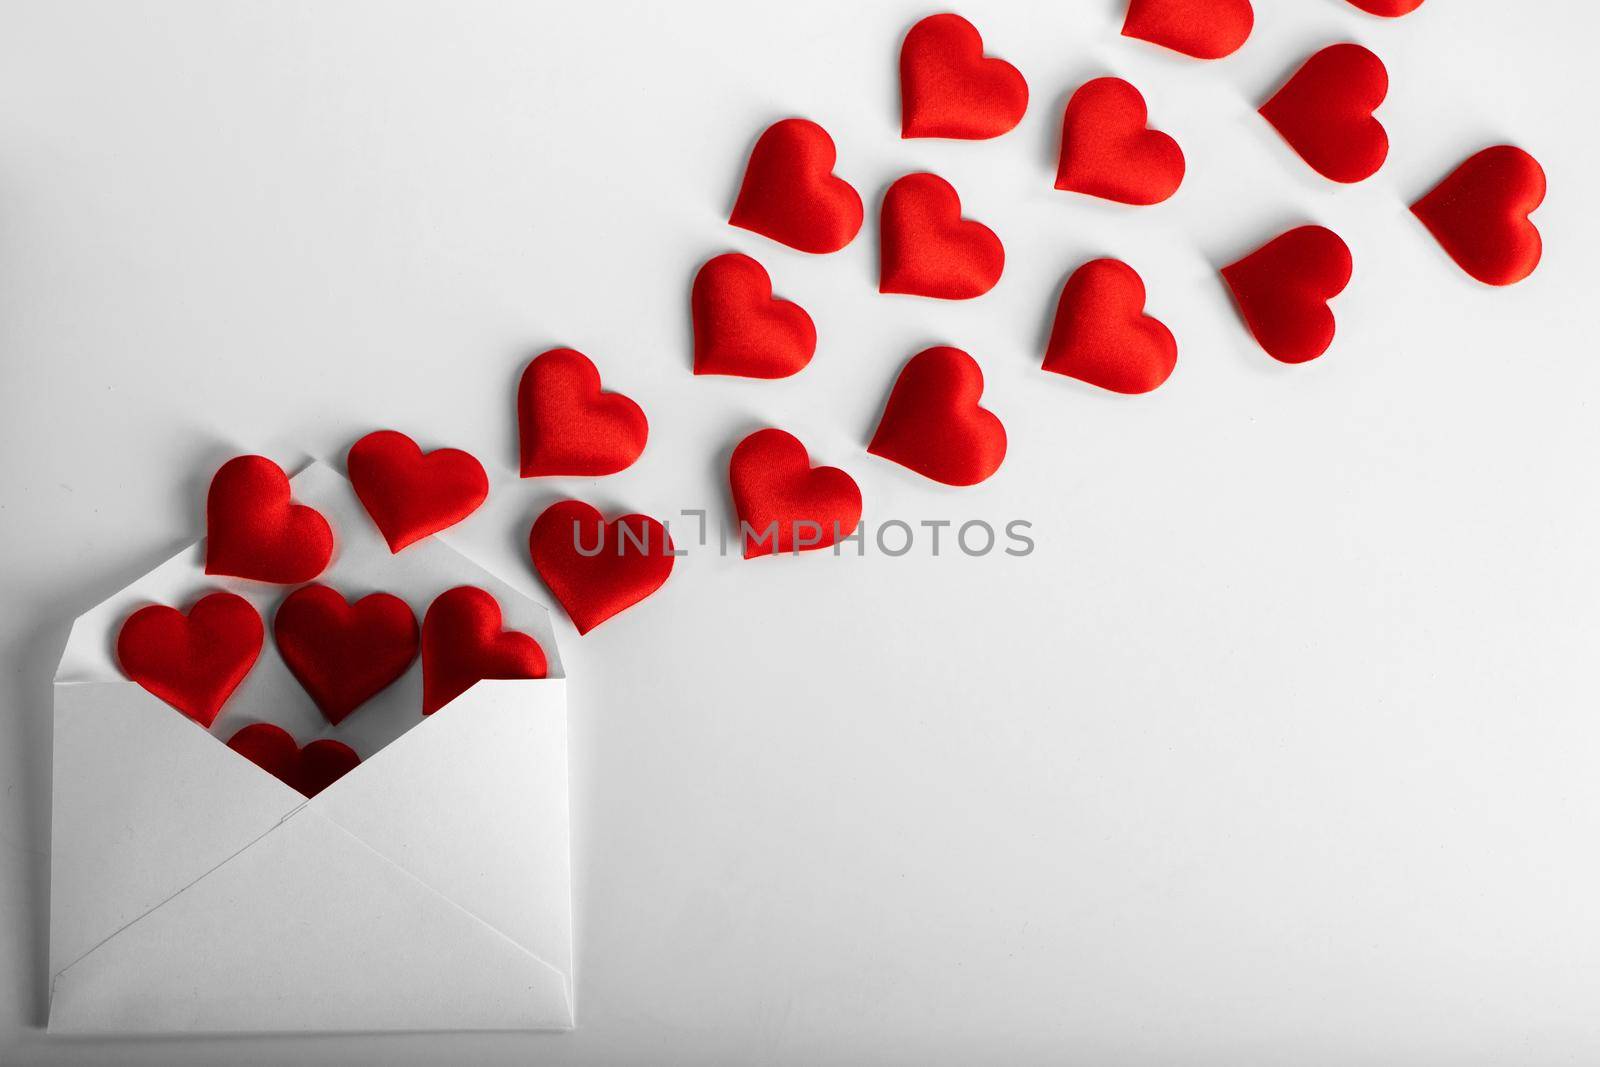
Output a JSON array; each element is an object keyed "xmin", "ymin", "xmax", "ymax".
[
  {"xmin": 347, "ymin": 430, "xmax": 488, "ymax": 553},
  {"xmin": 528, "ymin": 500, "xmax": 675, "ymax": 635},
  {"xmin": 1261, "ymin": 44, "xmax": 1389, "ymax": 184},
  {"xmin": 692, "ymin": 253, "xmax": 816, "ymax": 379},
  {"xmin": 1056, "ymin": 78, "xmax": 1185, "ymax": 206},
  {"xmin": 274, "ymin": 583, "xmax": 419, "ymax": 725},
  {"xmin": 1346, "ymin": 0, "xmax": 1423, "ymax": 15},
  {"xmin": 1121, "ymin": 0, "xmax": 1254, "ymax": 60},
  {"xmin": 900, "ymin": 13, "xmax": 1028, "ymax": 140},
  {"xmin": 730, "ymin": 118, "xmax": 864, "ymax": 254},
  {"xmin": 517, "ymin": 347, "xmax": 648, "ymax": 477},
  {"xmin": 227, "ymin": 723, "xmax": 360, "ymax": 798},
  {"xmin": 869, "ymin": 346, "xmax": 1006, "ymax": 487},
  {"xmin": 729, "ymin": 429, "xmax": 863, "ymax": 558},
  {"xmin": 118, "ymin": 592, "xmax": 263, "ymax": 728},
  {"xmin": 205, "ymin": 455, "xmax": 333, "ymax": 584},
  {"xmin": 1411, "ymin": 146, "xmax": 1546, "ymax": 287},
  {"xmin": 1222, "ymin": 225, "xmax": 1353, "ymax": 364},
  {"xmin": 420, "ymin": 586, "xmax": 547, "ymax": 716},
  {"xmin": 1044, "ymin": 259, "xmax": 1177, "ymax": 395},
  {"xmin": 880, "ymin": 172, "xmax": 1004, "ymax": 300}
]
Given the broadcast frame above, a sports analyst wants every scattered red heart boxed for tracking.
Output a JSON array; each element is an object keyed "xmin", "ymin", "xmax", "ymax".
[
  {"xmin": 1121, "ymin": 0, "xmax": 1254, "ymax": 60},
  {"xmin": 880, "ymin": 172, "xmax": 1004, "ymax": 300},
  {"xmin": 730, "ymin": 118, "xmax": 863, "ymax": 254},
  {"xmin": 1222, "ymin": 225, "xmax": 1353, "ymax": 364},
  {"xmin": 226, "ymin": 722, "xmax": 360, "ymax": 798},
  {"xmin": 274, "ymin": 583, "xmax": 419, "ymax": 725},
  {"xmin": 1345, "ymin": 0, "xmax": 1424, "ymax": 16},
  {"xmin": 869, "ymin": 346, "xmax": 1006, "ymax": 487},
  {"xmin": 347, "ymin": 430, "xmax": 488, "ymax": 552},
  {"xmin": 1044, "ymin": 259, "xmax": 1177, "ymax": 395},
  {"xmin": 528, "ymin": 500, "xmax": 675, "ymax": 634},
  {"xmin": 1261, "ymin": 44, "xmax": 1390, "ymax": 184},
  {"xmin": 1412, "ymin": 146, "xmax": 1546, "ymax": 287},
  {"xmin": 118, "ymin": 592, "xmax": 263, "ymax": 728},
  {"xmin": 1056, "ymin": 77, "xmax": 1184, "ymax": 206},
  {"xmin": 729, "ymin": 429, "xmax": 863, "ymax": 558},
  {"xmin": 518, "ymin": 347, "xmax": 648, "ymax": 477},
  {"xmin": 420, "ymin": 586, "xmax": 548, "ymax": 716},
  {"xmin": 899, "ymin": 13, "xmax": 1028, "ymax": 140},
  {"xmin": 205, "ymin": 455, "xmax": 333, "ymax": 584},
  {"xmin": 692, "ymin": 253, "xmax": 816, "ymax": 379}
]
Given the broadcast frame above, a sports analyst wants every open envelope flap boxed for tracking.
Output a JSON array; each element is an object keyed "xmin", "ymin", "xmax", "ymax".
[
  {"xmin": 49, "ymin": 681, "xmax": 305, "ymax": 982},
  {"xmin": 48, "ymin": 805, "xmax": 573, "ymax": 1033},
  {"xmin": 309, "ymin": 678, "xmax": 574, "ymax": 993}
]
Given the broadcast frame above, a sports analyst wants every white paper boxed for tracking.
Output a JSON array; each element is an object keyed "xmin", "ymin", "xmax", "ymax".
[{"xmin": 48, "ymin": 461, "xmax": 574, "ymax": 1033}]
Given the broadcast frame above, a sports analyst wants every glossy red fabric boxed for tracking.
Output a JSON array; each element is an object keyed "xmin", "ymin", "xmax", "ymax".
[
  {"xmin": 900, "ymin": 13, "xmax": 1028, "ymax": 140},
  {"xmin": 274, "ymin": 583, "xmax": 419, "ymax": 725},
  {"xmin": 1043, "ymin": 259, "xmax": 1176, "ymax": 394},
  {"xmin": 1411, "ymin": 146, "xmax": 1545, "ymax": 287},
  {"xmin": 1346, "ymin": 0, "xmax": 1423, "ymax": 15},
  {"xmin": 1222, "ymin": 225, "xmax": 1353, "ymax": 364},
  {"xmin": 730, "ymin": 119, "xmax": 863, "ymax": 254},
  {"xmin": 1055, "ymin": 78, "xmax": 1184, "ymax": 206},
  {"xmin": 869, "ymin": 346, "xmax": 1006, "ymax": 487},
  {"xmin": 204, "ymin": 455, "xmax": 333, "ymax": 584},
  {"xmin": 347, "ymin": 430, "xmax": 488, "ymax": 553},
  {"xmin": 226, "ymin": 723, "xmax": 360, "ymax": 798},
  {"xmin": 419, "ymin": 586, "xmax": 547, "ymax": 716},
  {"xmin": 528, "ymin": 500, "xmax": 675, "ymax": 635},
  {"xmin": 880, "ymin": 172, "xmax": 1004, "ymax": 300},
  {"xmin": 117, "ymin": 592, "xmax": 263, "ymax": 728},
  {"xmin": 729, "ymin": 429, "xmax": 863, "ymax": 558},
  {"xmin": 517, "ymin": 347, "xmax": 647, "ymax": 477},
  {"xmin": 691, "ymin": 253, "xmax": 816, "ymax": 379},
  {"xmin": 1121, "ymin": 0, "xmax": 1254, "ymax": 59},
  {"xmin": 1261, "ymin": 44, "xmax": 1388, "ymax": 184}
]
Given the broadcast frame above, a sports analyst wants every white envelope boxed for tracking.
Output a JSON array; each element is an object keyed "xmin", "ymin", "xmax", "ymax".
[{"xmin": 48, "ymin": 460, "xmax": 575, "ymax": 1034}]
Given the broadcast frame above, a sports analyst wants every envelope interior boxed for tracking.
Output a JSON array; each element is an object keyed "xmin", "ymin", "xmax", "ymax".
[{"xmin": 54, "ymin": 460, "xmax": 565, "ymax": 765}]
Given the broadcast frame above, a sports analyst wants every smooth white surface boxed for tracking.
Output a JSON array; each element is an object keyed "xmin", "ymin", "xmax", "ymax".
[{"xmin": 1, "ymin": 0, "xmax": 1596, "ymax": 1061}]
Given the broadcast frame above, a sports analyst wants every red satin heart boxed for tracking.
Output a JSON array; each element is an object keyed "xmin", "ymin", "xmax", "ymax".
[
  {"xmin": 729, "ymin": 429, "xmax": 863, "ymax": 559},
  {"xmin": 1261, "ymin": 44, "xmax": 1389, "ymax": 184},
  {"xmin": 347, "ymin": 430, "xmax": 488, "ymax": 553},
  {"xmin": 517, "ymin": 347, "xmax": 648, "ymax": 477},
  {"xmin": 420, "ymin": 586, "xmax": 547, "ymax": 716},
  {"xmin": 1411, "ymin": 146, "xmax": 1546, "ymax": 287},
  {"xmin": 1122, "ymin": 0, "xmax": 1254, "ymax": 60},
  {"xmin": 528, "ymin": 500, "xmax": 674, "ymax": 635},
  {"xmin": 227, "ymin": 723, "xmax": 360, "ymax": 798},
  {"xmin": 205, "ymin": 455, "xmax": 333, "ymax": 584},
  {"xmin": 1346, "ymin": 0, "xmax": 1423, "ymax": 15},
  {"xmin": 1044, "ymin": 259, "xmax": 1177, "ymax": 394},
  {"xmin": 1055, "ymin": 78, "xmax": 1185, "ymax": 206},
  {"xmin": 880, "ymin": 172, "xmax": 1004, "ymax": 300},
  {"xmin": 730, "ymin": 118, "xmax": 864, "ymax": 254},
  {"xmin": 900, "ymin": 13, "xmax": 1028, "ymax": 140},
  {"xmin": 692, "ymin": 253, "xmax": 816, "ymax": 379},
  {"xmin": 869, "ymin": 346, "xmax": 1006, "ymax": 487},
  {"xmin": 1222, "ymin": 225, "xmax": 1353, "ymax": 364},
  {"xmin": 274, "ymin": 583, "xmax": 419, "ymax": 725},
  {"xmin": 117, "ymin": 592, "xmax": 263, "ymax": 728}
]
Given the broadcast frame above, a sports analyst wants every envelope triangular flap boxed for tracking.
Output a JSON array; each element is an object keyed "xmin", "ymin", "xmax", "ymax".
[
  {"xmin": 49, "ymin": 682, "xmax": 304, "ymax": 980},
  {"xmin": 310, "ymin": 678, "xmax": 572, "ymax": 984},
  {"xmin": 48, "ymin": 806, "xmax": 573, "ymax": 1033}
]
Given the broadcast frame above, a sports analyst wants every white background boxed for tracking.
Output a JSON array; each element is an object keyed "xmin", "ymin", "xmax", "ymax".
[{"xmin": 1, "ymin": 0, "xmax": 1596, "ymax": 1063}]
